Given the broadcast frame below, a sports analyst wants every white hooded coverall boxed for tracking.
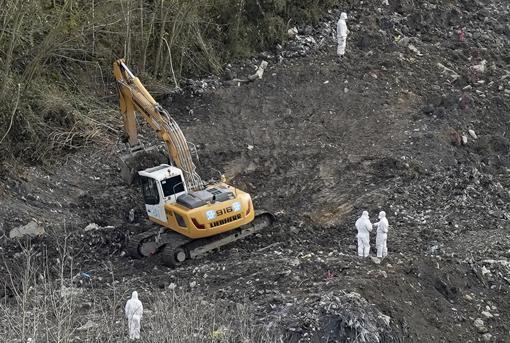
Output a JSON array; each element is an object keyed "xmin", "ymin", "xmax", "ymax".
[
  {"xmin": 355, "ymin": 211, "xmax": 372, "ymax": 257},
  {"xmin": 373, "ymin": 211, "xmax": 389, "ymax": 258},
  {"xmin": 125, "ymin": 291, "xmax": 143, "ymax": 340},
  {"xmin": 336, "ymin": 12, "xmax": 348, "ymax": 56}
]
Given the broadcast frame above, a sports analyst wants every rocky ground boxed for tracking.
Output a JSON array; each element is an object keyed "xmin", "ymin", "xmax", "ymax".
[{"xmin": 1, "ymin": 0, "xmax": 509, "ymax": 342}]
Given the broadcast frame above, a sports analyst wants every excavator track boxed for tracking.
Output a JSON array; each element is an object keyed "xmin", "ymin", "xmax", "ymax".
[
  {"xmin": 127, "ymin": 230, "xmax": 158, "ymax": 258},
  {"xmin": 126, "ymin": 211, "xmax": 274, "ymax": 267}
]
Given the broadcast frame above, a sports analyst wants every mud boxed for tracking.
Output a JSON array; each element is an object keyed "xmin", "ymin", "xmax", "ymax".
[{"xmin": 1, "ymin": 0, "xmax": 510, "ymax": 342}]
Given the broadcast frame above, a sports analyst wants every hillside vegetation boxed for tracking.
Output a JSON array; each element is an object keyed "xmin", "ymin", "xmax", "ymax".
[{"xmin": 0, "ymin": 0, "xmax": 336, "ymax": 162}]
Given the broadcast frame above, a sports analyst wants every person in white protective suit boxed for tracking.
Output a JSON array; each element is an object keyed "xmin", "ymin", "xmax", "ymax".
[
  {"xmin": 373, "ymin": 211, "xmax": 389, "ymax": 258},
  {"xmin": 355, "ymin": 211, "xmax": 373, "ymax": 257},
  {"xmin": 125, "ymin": 291, "xmax": 143, "ymax": 340},
  {"xmin": 336, "ymin": 12, "xmax": 349, "ymax": 56}
]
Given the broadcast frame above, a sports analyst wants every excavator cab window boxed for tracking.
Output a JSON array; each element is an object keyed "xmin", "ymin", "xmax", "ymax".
[
  {"xmin": 140, "ymin": 177, "xmax": 160, "ymax": 205},
  {"xmin": 161, "ymin": 175, "xmax": 185, "ymax": 197}
]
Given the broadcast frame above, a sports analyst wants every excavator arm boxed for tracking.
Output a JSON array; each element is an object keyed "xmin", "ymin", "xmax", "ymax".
[{"xmin": 113, "ymin": 59, "xmax": 204, "ymax": 191}]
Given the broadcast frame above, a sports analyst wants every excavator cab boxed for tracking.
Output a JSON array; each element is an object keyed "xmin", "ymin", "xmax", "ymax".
[{"xmin": 138, "ymin": 164, "xmax": 187, "ymax": 223}]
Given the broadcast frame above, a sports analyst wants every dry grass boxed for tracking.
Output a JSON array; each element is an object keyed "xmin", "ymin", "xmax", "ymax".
[
  {"xmin": 144, "ymin": 292, "xmax": 279, "ymax": 343},
  {"xmin": 0, "ymin": 241, "xmax": 280, "ymax": 342}
]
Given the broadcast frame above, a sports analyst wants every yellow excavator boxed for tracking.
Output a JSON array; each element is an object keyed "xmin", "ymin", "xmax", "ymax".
[{"xmin": 113, "ymin": 59, "xmax": 273, "ymax": 266}]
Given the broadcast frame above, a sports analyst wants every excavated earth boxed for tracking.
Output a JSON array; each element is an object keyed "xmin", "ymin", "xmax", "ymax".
[{"xmin": 1, "ymin": 0, "xmax": 510, "ymax": 342}]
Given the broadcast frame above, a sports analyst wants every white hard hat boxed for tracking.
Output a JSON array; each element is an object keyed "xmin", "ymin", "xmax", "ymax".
[{"xmin": 340, "ymin": 12, "xmax": 348, "ymax": 20}]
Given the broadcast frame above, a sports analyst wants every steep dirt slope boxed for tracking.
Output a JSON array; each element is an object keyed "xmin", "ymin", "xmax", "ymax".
[{"xmin": 1, "ymin": 0, "xmax": 509, "ymax": 342}]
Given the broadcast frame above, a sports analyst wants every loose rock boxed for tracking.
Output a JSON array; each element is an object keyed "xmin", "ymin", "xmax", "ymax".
[
  {"xmin": 9, "ymin": 221, "xmax": 45, "ymax": 239},
  {"xmin": 288, "ymin": 27, "xmax": 298, "ymax": 38},
  {"xmin": 84, "ymin": 223, "xmax": 100, "ymax": 232},
  {"xmin": 481, "ymin": 311, "xmax": 493, "ymax": 319},
  {"xmin": 468, "ymin": 129, "xmax": 477, "ymax": 139},
  {"xmin": 474, "ymin": 318, "xmax": 488, "ymax": 334}
]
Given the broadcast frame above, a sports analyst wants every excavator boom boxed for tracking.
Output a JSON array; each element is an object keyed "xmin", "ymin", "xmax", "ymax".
[{"xmin": 114, "ymin": 59, "xmax": 204, "ymax": 191}]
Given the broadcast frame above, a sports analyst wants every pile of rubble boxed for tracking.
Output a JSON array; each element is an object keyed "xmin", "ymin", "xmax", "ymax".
[{"xmin": 273, "ymin": 291, "xmax": 395, "ymax": 342}]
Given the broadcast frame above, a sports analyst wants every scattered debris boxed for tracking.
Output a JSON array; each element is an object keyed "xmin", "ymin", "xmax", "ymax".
[
  {"xmin": 474, "ymin": 318, "xmax": 488, "ymax": 334},
  {"xmin": 379, "ymin": 314, "xmax": 391, "ymax": 326},
  {"xmin": 76, "ymin": 272, "xmax": 91, "ymax": 281},
  {"xmin": 288, "ymin": 27, "xmax": 298, "ymax": 39},
  {"xmin": 211, "ymin": 326, "xmax": 228, "ymax": 339},
  {"xmin": 279, "ymin": 291, "xmax": 395, "ymax": 341},
  {"xmin": 437, "ymin": 63, "xmax": 460, "ymax": 80},
  {"xmin": 471, "ymin": 60, "xmax": 487, "ymax": 74},
  {"xmin": 84, "ymin": 223, "xmax": 100, "ymax": 232},
  {"xmin": 461, "ymin": 135, "xmax": 468, "ymax": 145},
  {"xmin": 248, "ymin": 61, "xmax": 269, "ymax": 81},
  {"xmin": 60, "ymin": 286, "xmax": 84, "ymax": 298},
  {"xmin": 482, "ymin": 333, "xmax": 493, "ymax": 342},
  {"xmin": 457, "ymin": 27, "xmax": 466, "ymax": 42},
  {"xmin": 482, "ymin": 259, "xmax": 510, "ymax": 267},
  {"xmin": 481, "ymin": 311, "xmax": 493, "ymax": 319},
  {"xmin": 468, "ymin": 129, "xmax": 478, "ymax": 139},
  {"xmin": 368, "ymin": 270, "xmax": 387, "ymax": 278},
  {"xmin": 9, "ymin": 221, "xmax": 45, "ymax": 239},
  {"xmin": 408, "ymin": 44, "xmax": 423, "ymax": 56},
  {"xmin": 77, "ymin": 320, "xmax": 99, "ymax": 331}
]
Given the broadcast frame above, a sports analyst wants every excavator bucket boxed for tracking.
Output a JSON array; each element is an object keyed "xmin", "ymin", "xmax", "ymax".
[{"xmin": 119, "ymin": 145, "xmax": 170, "ymax": 184}]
